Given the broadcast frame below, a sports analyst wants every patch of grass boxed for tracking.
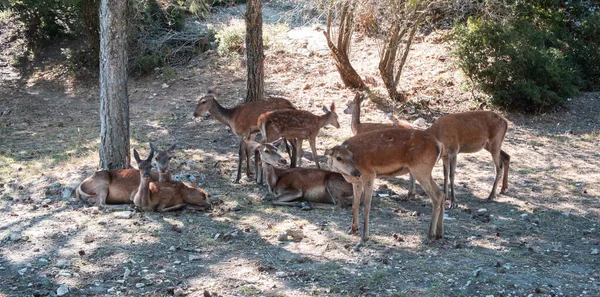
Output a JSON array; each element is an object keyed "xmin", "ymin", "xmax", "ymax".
[{"xmin": 239, "ymin": 285, "xmax": 260, "ymax": 295}]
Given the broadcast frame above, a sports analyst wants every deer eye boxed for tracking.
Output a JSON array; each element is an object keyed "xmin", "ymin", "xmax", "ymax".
[{"xmin": 336, "ymin": 157, "xmax": 342, "ymax": 161}]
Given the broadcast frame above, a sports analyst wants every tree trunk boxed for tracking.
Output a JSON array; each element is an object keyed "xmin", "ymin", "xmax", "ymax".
[
  {"xmin": 244, "ymin": 0, "xmax": 264, "ymax": 102},
  {"xmin": 99, "ymin": 0, "xmax": 130, "ymax": 169},
  {"xmin": 324, "ymin": 0, "xmax": 367, "ymax": 90}
]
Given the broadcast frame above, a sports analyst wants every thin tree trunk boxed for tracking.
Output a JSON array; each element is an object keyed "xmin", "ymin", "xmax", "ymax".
[
  {"xmin": 324, "ymin": 0, "xmax": 367, "ymax": 90},
  {"xmin": 99, "ymin": 0, "xmax": 130, "ymax": 169},
  {"xmin": 245, "ymin": 0, "xmax": 264, "ymax": 102}
]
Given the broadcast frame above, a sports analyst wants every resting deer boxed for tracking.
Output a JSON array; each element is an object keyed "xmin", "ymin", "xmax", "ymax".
[
  {"xmin": 415, "ymin": 111, "xmax": 510, "ymax": 208},
  {"xmin": 76, "ymin": 143, "xmax": 175, "ymax": 209},
  {"xmin": 193, "ymin": 91, "xmax": 295, "ymax": 183},
  {"xmin": 248, "ymin": 140, "xmax": 353, "ymax": 210},
  {"xmin": 258, "ymin": 103, "xmax": 340, "ymax": 169},
  {"xmin": 344, "ymin": 92, "xmax": 412, "ymax": 135},
  {"xmin": 132, "ymin": 149, "xmax": 210, "ymax": 212},
  {"xmin": 326, "ymin": 129, "xmax": 445, "ymax": 246},
  {"xmin": 344, "ymin": 91, "xmax": 418, "ymax": 198}
]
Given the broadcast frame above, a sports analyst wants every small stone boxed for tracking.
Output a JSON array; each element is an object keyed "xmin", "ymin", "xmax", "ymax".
[
  {"xmin": 168, "ymin": 246, "xmax": 176, "ymax": 252},
  {"xmin": 174, "ymin": 288, "xmax": 185, "ymax": 296},
  {"xmin": 412, "ymin": 117, "xmax": 427, "ymax": 128},
  {"xmin": 214, "ymin": 233, "xmax": 221, "ymax": 240},
  {"xmin": 188, "ymin": 254, "xmax": 201, "ymax": 261},
  {"xmin": 61, "ymin": 188, "xmax": 73, "ymax": 199},
  {"xmin": 472, "ymin": 267, "xmax": 482, "ymax": 277},
  {"xmin": 9, "ymin": 232, "xmax": 22, "ymax": 241},
  {"xmin": 162, "ymin": 83, "xmax": 169, "ymax": 89},
  {"xmin": 477, "ymin": 208, "xmax": 488, "ymax": 213},
  {"xmin": 443, "ymin": 213, "xmax": 456, "ymax": 221},
  {"xmin": 18, "ymin": 268, "xmax": 27, "ymax": 275},
  {"xmin": 286, "ymin": 229, "xmax": 304, "ymax": 241},
  {"xmin": 83, "ymin": 235, "xmax": 95, "ymax": 243},
  {"xmin": 56, "ymin": 284, "xmax": 69, "ymax": 296},
  {"xmin": 38, "ymin": 258, "xmax": 49, "ymax": 265},
  {"xmin": 113, "ymin": 211, "xmax": 132, "ymax": 219},
  {"xmin": 41, "ymin": 199, "xmax": 52, "ymax": 206},
  {"xmin": 520, "ymin": 213, "xmax": 528, "ymax": 218},
  {"xmin": 277, "ymin": 233, "xmax": 288, "ymax": 241},
  {"xmin": 135, "ymin": 283, "xmax": 145, "ymax": 288},
  {"xmin": 591, "ymin": 249, "xmax": 599, "ymax": 255},
  {"xmin": 275, "ymin": 271, "xmax": 286, "ymax": 278},
  {"xmin": 123, "ymin": 267, "xmax": 131, "ymax": 278}
]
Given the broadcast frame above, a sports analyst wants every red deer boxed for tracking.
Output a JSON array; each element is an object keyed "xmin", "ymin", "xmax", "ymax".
[
  {"xmin": 344, "ymin": 91, "xmax": 418, "ymax": 197},
  {"xmin": 193, "ymin": 91, "xmax": 295, "ymax": 183},
  {"xmin": 344, "ymin": 92, "xmax": 412, "ymax": 135},
  {"xmin": 248, "ymin": 140, "xmax": 353, "ymax": 210},
  {"xmin": 326, "ymin": 129, "xmax": 445, "ymax": 246},
  {"xmin": 150, "ymin": 143, "xmax": 176, "ymax": 182},
  {"xmin": 76, "ymin": 144, "xmax": 175, "ymax": 209},
  {"xmin": 132, "ymin": 149, "xmax": 209, "ymax": 212},
  {"xmin": 417, "ymin": 111, "xmax": 510, "ymax": 208},
  {"xmin": 258, "ymin": 103, "xmax": 340, "ymax": 169}
]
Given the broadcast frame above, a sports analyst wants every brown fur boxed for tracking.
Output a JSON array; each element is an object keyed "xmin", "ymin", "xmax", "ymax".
[
  {"xmin": 193, "ymin": 92, "xmax": 295, "ymax": 183},
  {"xmin": 76, "ymin": 169, "xmax": 157, "ymax": 208},
  {"xmin": 344, "ymin": 92, "xmax": 412, "ymax": 135},
  {"xmin": 253, "ymin": 140, "xmax": 353, "ymax": 209},
  {"xmin": 132, "ymin": 149, "xmax": 209, "ymax": 212},
  {"xmin": 423, "ymin": 111, "xmax": 510, "ymax": 207},
  {"xmin": 258, "ymin": 103, "xmax": 339, "ymax": 169},
  {"xmin": 326, "ymin": 128, "xmax": 445, "ymax": 245}
]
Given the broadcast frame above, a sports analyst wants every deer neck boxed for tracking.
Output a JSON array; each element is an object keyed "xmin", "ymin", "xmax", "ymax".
[
  {"xmin": 158, "ymin": 172, "xmax": 171, "ymax": 182},
  {"xmin": 318, "ymin": 112, "xmax": 334, "ymax": 129},
  {"xmin": 208, "ymin": 100, "xmax": 235, "ymax": 128},
  {"xmin": 262, "ymin": 162, "xmax": 279, "ymax": 192},
  {"xmin": 350, "ymin": 104, "xmax": 360, "ymax": 135},
  {"xmin": 134, "ymin": 175, "xmax": 152, "ymax": 207}
]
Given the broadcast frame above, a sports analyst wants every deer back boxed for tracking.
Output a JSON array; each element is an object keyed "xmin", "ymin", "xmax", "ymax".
[
  {"xmin": 426, "ymin": 111, "xmax": 508, "ymax": 154},
  {"xmin": 259, "ymin": 103, "xmax": 339, "ymax": 142}
]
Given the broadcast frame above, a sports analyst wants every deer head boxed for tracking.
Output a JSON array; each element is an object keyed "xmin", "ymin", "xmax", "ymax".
[
  {"xmin": 133, "ymin": 148, "xmax": 155, "ymax": 179},
  {"xmin": 150, "ymin": 143, "xmax": 176, "ymax": 174},
  {"xmin": 325, "ymin": 145, "xmax": 361, "ymax": 180},
  {"xmin": 323, "ymin": 102, "xmax": 340, "ymax": 128}
]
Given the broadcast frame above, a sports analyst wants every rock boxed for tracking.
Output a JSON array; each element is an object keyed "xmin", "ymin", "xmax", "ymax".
[
  {"xmin": 162, "ymin": 83, "xmax": 169, "ymax": 89},
  {"xmin": 18, "ymin": 268, "xmax": 27, "ymax": 275},
  {"xmin": 38, "ymin": 258, "xmax": 49, "ymax": 265},
  {"xmin": 286, "ymin": 229, "xmax": 304, "ymax": 241},
  {"xmin": 188, "ymin": 254, "xmax": 201, "ymax": 261},
  {"xmin": 135, "ymin": 283, "xmax": 145, "ymax": 288},
  {"xmin": 472, "ymin": 267, "xmax": 482, "ymax": 277},
  {"xmin": 56, "ymin": 284, "xmax": 69, "ymax": 296},
  {"xmin": 277, "ymin": 233, "xmax": 288, "ymax": 241},
  {"xmin": 83, "ymin": 235, "xmax": 95, "ymax": 243},
  {"xmin": 123, "ymin": 267, "xmax": 131, "ymax": 278},
  {"xmin": 9, "ymin": 232, "xmax": 22, "ymax": 241},
  {"xmin": 168, "ymin": 246, "xmax": 176, "ymax": 252},
  {"xmin": 61, "ymin": 188, "xmax": 73, "ymax": 199},
  {"xmin": 591, "ymin": 249, "xmax": 599, "ymax": 255},
  {"xmin": 174, "ymin": 288, "xmax": 186, "ymax": 296},
  {"xmin": 275, "ymin": 271, "xmax": 286, "ymax": 278},
  {"xmin": 412, "ymin": 117, "xmax": 427, "ymax": 128},
  {"xmin": 443, "ymin": 213, "xmax": 456, "ymax": 221},
  {"xmin": 477, "ymin": 208, "xmax": 488, "ymax": 213},
  {"xmin": 41, "ymin": 199, "xmax": 52, "ymax": 206},
  {"xmin": 113, "ymin": 211, "xmax": 132, "ymax": 219}
]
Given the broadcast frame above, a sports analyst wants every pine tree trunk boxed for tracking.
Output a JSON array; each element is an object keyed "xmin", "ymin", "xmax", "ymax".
[
  {"xmin": 245, "ymin": 0, "xmax": 264, "ymax": 103},
  {"xmin": 99, "ymin": 0, "xmax": 130, "ymax": 169}
]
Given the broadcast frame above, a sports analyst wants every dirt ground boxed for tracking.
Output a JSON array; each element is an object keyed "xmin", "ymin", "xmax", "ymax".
[{"xmin": 1, "ymin": 4, "xmax": 600, "ymax": 297}]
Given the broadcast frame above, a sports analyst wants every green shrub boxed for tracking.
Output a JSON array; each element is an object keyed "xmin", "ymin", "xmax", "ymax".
[{"xmin": 215, "ymin": 21, "xmax": 289, "ymax": 57}]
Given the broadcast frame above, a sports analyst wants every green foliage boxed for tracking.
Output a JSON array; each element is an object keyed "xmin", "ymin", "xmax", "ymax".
[
  {"xmin": 215, "ymin": 21, "xmax": 289, "ymax": 57},
  {"xmin": 453, "ymin": 0, "xmax": 599, "ymax": 112}
]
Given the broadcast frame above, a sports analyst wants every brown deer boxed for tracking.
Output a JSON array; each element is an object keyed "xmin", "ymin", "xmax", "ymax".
[
  {"xmin": 248, "ymin": 140, "xmax": 353, "ymax": 210},
  {"xmin": 344, "ymin": 92, "xmax": 412, "ymax": 135},
  {"xmin": 193, "ymin": 91, "xmax": 295, "ymax": 183},
  {"xmin": 344, "ymin": 91, "xmax": 418, "ymax": 198},
  {"xmin": 326, "ymin": 128, "xmax": 445, "ymax": 246},
  {"xmin": 76, "ymin": 144, "xmax": 175, "ymax": 209},
  {"xmin": 132, "ymin": 149, "xmax": 210, "ymax": 212},
  {"xmin": 415, "ymin": 111, "xmax": 510, "ymax": 208},
  {"xmin": 258, "ymin": 103, "xmax": 340, "ymax": 169}
]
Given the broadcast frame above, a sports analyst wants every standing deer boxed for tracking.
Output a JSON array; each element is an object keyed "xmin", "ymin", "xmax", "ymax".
[
  {"xmin": 193, "ymin": 91, "xmax": 295, "ymax": 183},
  {"xmin": 344, "ymin": 91, "xmax": 418, "ymax": 198},
  {"xmin": 248, "ymin": 140, "xmax": 354, "ymax": 209},
  {"xmin": 76, "ymin": 143, "xmax": 176, "ymax": 209},
  {"xmin": 258, "ymin": 103, "xmax": 340, "ymax": 169},
  {"xmin": 326, "ymin": 128, "xmax": 445, "ymax": 246},
  {"xmin": 344, "ymin": 92, "xmax": 412, "ymax": 135},
  {"xmin": 415, "ymin": 111, "xmax": 510, "ymax": 208},
  {"xmin": 132, "ymin": 149, "xmax": 210, "ymax": 212}
]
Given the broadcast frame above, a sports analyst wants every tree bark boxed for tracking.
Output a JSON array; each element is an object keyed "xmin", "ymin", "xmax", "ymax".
[
  {"xmin": 99, "ymin": 0, "xmax": 130, "ymax": 169},
  {"xmin": 324, "ymin": 0, "xmax": 367, "ymax": 90},
  {"xmin": 244, "ymin": 0, "xmax": 264, "ymax": 102}
]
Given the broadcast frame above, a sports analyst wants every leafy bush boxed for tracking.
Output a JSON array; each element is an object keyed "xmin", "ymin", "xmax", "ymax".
[
  {"xmin": 215, "ymin": 21, "xmax": 289, "ymax": 57},
  {"xmin": 453, "ymin": 0, "xmax": 599, "ymax": 112}
]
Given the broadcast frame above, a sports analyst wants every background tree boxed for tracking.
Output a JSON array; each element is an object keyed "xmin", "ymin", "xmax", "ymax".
[
  {"xmin": 324, "ymin": 0, "xmax": 367, "ymax": 90},
  {"xmin": 99, "ymin": 0, "xmax": 130, "ymax": 169},
  {"xmin": 244, "ymin": 0, "xmax": 264, "ymax": 102},
  {"xmin": 378, "ymin": 0, "xmax": 439, "ymax": 102}
]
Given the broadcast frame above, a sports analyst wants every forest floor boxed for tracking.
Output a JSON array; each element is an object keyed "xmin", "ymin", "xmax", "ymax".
[{"xmin": 1, "ymin": 3, "xmax": 600, "ymax": 297}]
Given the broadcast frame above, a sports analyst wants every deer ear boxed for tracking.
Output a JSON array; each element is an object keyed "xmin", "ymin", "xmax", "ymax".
[
  {"xmin": 359, "ymin": 92, "xmax": 366, "ymax": 103},
  {"xmin": 133, "ymin": 149, "xmax": 141, "ymax": 163},
  {"xmin": 330, "ymin": 102, "xmax": 335, "ymax": 111},
  {"xmin": 324, "ymin": 148, "xmax": 333, "ymax": 156},
  {"xmin": 150, "ymin": 142, "xmax": 157, "ymax": 151},
  {"xmin": 147, "ymin": 150, "xmax": 154, "ymax": 162},
  {"xmin": 322, "ymin": 105, "xmax": 329, "ymax": 113},
  {"xmin": 168, "ymin": 143, "xmax": 176, "ymax": 151}
]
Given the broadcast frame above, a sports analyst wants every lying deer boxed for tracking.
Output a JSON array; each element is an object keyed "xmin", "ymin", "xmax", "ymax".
[
  {"xmin": 416, "ymin": 111, "xmax": 510, "ymax": 208},
  {"xmin": 132, "ymin": 148, "xmax": 210, "ymax": 212},
  {"xmin": 344, "ymin": 91, "xmax": 418, "ymax": 197},
  {"xmin": 76, "ymin": 143, "xmax": 176, "ymax": 209},
  {"xmin": 248, "ymin": 140, "xmax": 353, "ymax": 209},
  {"xmin": 326, "ymin": 128, "xmax": 445, "ymax": 246},
  {"xmin": 193, "ymin": 91, "xmax": 295, "ymax": 183},
  {"xmin": 344, "ymin": 92, "xmax": 412, "ymax": 135},
  {"xmin": 258, "ymin": 103, "xmax": 340, "ymax": 169}
]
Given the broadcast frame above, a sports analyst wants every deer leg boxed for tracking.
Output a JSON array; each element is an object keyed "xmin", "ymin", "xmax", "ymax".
[
  {"xmin": 413, "ymin": 171, "xmax": 445, "ymax": 241},
  {"xmin": 308, "ymin": 137, "xmax": 320, "ymax": 169},
  {"xmin": 407, "ymin": 173, "xmax": 417, "ymax": 199},
  {"xmin": 500, "ymin": 150, "xmax": 510, "ymax": 193},
  {"xmin": 271, "ymin": 191, "xmax": 304, "ymax": 208},
  {"xmin": 349, "ymin": 182, "xmax": 362, "ymax": 235},
  {"xmin": 244, "ymin": 135, "xmax": 254, "ymax": 179},
  {"xmin": 159, "ymin": 204, "xmax": 187, "ymax": 212},
  {"xmin": 295, "ymin": 139, "xmax": 304, "ymax": 168},
  {"xmin": 448, "ymin": 153, "xmax": 458, "ymax": 209},
  {"xmin": 254, "ymin": 149, "xmax": 262, "ymax": 184},
  {"xmin": 360, "ymin": 178, "xmax": 375, "ymax": 244},
  {"xmin": 486, "ymin": 145, "xmax": 503, "ymax": 201},
  {"xmin": 235, "ymin": 137, "xmax": 245, "ymax": 183},
  {"xmin": 442, "ymin": 153, "xmax": 450, "ymax": 203}
]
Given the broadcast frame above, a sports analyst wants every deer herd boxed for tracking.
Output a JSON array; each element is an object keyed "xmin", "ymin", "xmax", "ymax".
[{"xmin": 78, "ymin": 91, "xmax": 510, "ymax": 245}]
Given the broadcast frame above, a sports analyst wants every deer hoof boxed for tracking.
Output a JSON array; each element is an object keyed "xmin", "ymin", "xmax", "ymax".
[
  {"xmin": 300, "ymin": 202, "xmax": 312, "ymax": 211},
  {"xmin": 352, "ymin": 242, "xmax": 363, "ymax": 251}
]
